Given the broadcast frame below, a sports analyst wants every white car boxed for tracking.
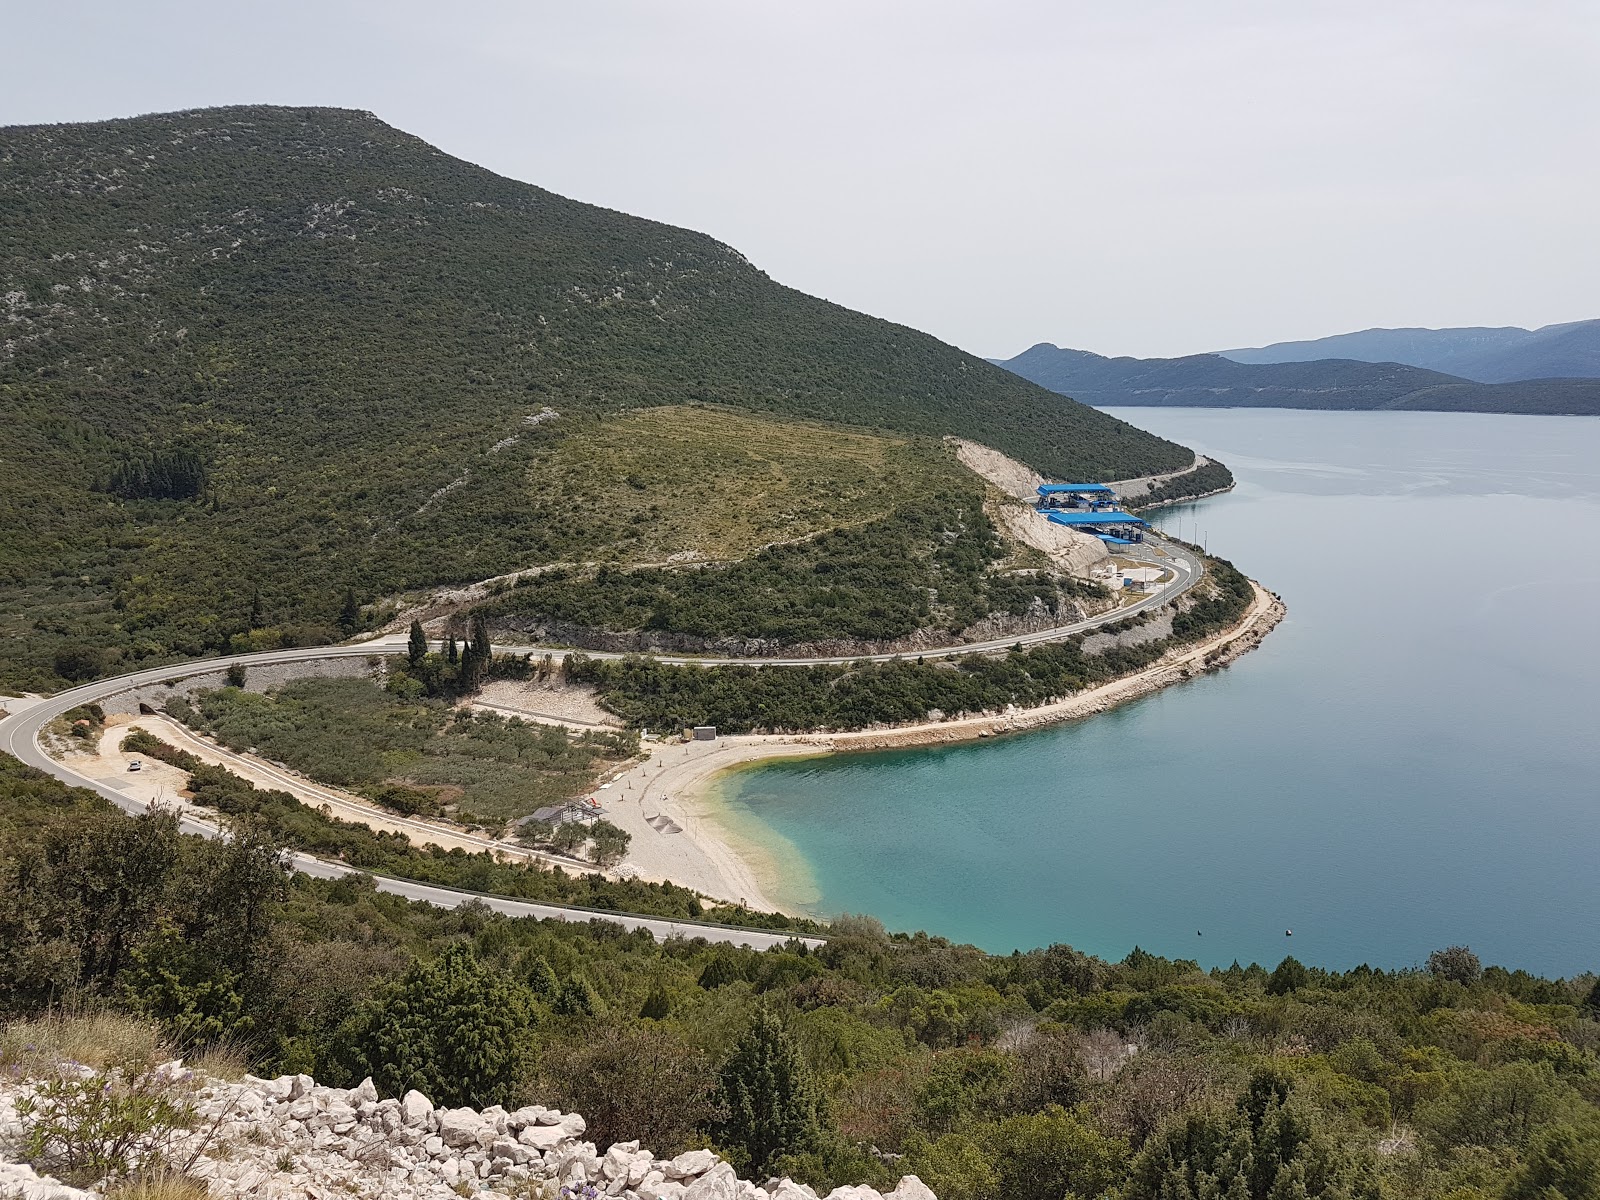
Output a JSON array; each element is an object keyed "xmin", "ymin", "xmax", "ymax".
[{"xmin": 127, "ymin": 760, "xmax": 142, "ymax": 772}]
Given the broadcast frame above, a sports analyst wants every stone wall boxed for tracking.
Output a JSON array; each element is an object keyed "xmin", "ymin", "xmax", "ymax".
[
  {"xmin": 0, "ymin": 1066, "xmax": 935, "ymax": 1200},
  {"xmin": 97, "ymin": 656, "xmax": 380, "ymax": 718}
]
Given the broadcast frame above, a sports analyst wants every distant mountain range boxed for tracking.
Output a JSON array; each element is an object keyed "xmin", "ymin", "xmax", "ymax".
[
  {"xmin": 993, "ymin": 339, "xmax": 1600, "ymax": 417},
  {"xmin": 1221, "ymin": 320, "xmax": 1600, "ymax": 383}
]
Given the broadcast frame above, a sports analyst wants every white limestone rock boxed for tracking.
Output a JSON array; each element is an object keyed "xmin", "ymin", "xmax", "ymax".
[
  {"xmin": 518, "ymin": 1122, "xmax": 565, "ymax": 1151},
  {"xmin": 886, "ymin": 1178, "xmax": 937, "ymax": 1200},
  {"xmin": 401, "ymin": 1089, "xmax": 433, "ymax": 1126},
  {"xmin": 684, "ymin": 1162, "xmax": 742, "ymax": 1200},
  {"xmin": 437, "ymin": 1106, "xmax": 485, "ymax": 1148},
  {"xmin": 667, "ymin": 1149, "xmax": 721, "ymax": 1179}
]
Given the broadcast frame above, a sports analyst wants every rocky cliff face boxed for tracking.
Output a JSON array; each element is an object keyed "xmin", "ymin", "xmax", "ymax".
[{"xmin": 0, "ymin": 1064, "xmax": 935, "ymax": 1200}]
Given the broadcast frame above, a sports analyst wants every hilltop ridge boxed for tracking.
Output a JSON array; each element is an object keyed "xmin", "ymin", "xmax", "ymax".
[
  {"xmin": 1221, "ymin": 318, "xmax": 1600, "ymax": 382},
  {"xmin": 994, "ymin": 342, "xmax": 1600, "ymax": 415}
]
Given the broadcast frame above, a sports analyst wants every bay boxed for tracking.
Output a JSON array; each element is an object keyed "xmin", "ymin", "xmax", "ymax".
[{"xmin": 713, "ymin": 409, "xmax": 1600, "ymax": 975}]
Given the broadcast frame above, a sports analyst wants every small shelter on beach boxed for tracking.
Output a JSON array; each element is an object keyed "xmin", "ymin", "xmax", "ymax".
[{"xmin": 521, "ymin": 798, "xmax": 605, "ymax": 828}]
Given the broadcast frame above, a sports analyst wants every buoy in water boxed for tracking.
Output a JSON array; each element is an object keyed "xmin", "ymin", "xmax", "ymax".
[{"xmin": 1285, "ymin": 929, "xmax": 1293, "ymax": 936}]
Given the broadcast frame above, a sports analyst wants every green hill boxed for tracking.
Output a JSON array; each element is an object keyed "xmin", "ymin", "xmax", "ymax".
[
  {"xmin": 0, "ymin": 105, "xmax": 1200, "ymax": 690},
  {"xmin": 996, "ymin": 343, "xmax": 1600, "ymax": 415}
]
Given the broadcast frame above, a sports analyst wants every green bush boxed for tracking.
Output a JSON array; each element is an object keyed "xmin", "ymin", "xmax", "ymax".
[
  {"xmin": 338, "ymin": 944, "xmax": 535, "ymax": 1108},
  {"xmin": 16, "ymin": 1062, "xmax": 197, "ymax": 1186}
]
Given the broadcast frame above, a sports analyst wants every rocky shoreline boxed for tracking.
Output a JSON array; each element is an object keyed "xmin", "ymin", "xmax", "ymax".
[{"xmin": 0, "ymin": 1065, "xmax": 934, "ymax": 1200}]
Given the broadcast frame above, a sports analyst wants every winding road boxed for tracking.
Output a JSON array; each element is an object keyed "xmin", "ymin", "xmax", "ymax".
[{"xmin": 0, "ymin": 535, "xmax": 1200, "ymax": 949}]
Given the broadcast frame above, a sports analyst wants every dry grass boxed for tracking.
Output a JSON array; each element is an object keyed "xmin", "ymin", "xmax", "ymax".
[
  {"xmin": 0, "ymin": 1009, "xmax": 167, "ymax": 1073},
  {"xmin": 525, "ymin": 405, "xmax": 972, "ymax": 563},
  {"xmin": 182, "ymin": 1037, "xmax": 251, "ymax": 1083},
  {"xmin": 106, "ymin": 1169, "xmax": 211, "ymax": 1200}
]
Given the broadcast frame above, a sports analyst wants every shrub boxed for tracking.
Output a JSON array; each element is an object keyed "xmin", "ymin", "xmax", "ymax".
[
  {"xmin": 15, "ymin": 1060, "xmax": 197, "ymax": 1186},
  {"xmin": 713, "ymin": 1008, "xmax": 823, "ymax": 1175},
  {"xmin": 538, "ymin": 1022, "xmax": 715, "ymax": 1153},
  {"xmin": 338, "ymin": 944, "xmax": 536, "ymax": 1108},
  {"xmin": 1426, "ymin": 945, "xmax": 1483, "ymax": 985}
]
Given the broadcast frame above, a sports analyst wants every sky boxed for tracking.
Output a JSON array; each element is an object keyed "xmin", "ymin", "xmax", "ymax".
[{"xmin": 6, "ymin": 0, "xmax": 1598, "ymax": 359}]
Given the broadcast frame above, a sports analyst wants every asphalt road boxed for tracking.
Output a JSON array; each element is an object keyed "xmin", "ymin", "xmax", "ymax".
[{"xmin": 0, "ymin": 534, "xmax": 1199, "ymax": 949}]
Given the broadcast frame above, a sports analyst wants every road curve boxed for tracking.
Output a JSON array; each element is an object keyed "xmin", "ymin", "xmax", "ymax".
[{"xmin": 0, "ymin": 535, "xmax": 1202, "ymax": 949}]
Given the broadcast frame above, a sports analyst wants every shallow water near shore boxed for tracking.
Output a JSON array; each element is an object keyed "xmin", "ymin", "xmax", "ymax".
[{"xmin": 716, "ymin": 409, "xmax": 1600, "ymax": 974}]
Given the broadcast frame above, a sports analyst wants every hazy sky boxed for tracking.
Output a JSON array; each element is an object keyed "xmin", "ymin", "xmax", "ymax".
[{"xmin": 7, "ymin": 1, "xmax": 1597, "ymax": 358}]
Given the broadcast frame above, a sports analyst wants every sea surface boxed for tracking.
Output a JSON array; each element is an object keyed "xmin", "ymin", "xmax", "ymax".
[{"xmin": 709, "ymin": 409, "xmax": 1600, "ymax": 975}]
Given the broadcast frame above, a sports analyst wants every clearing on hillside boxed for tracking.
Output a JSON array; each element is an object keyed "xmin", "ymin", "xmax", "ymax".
[{"xmin": 525, "ymin": 405, "xmax": 973, "ymax": 564}]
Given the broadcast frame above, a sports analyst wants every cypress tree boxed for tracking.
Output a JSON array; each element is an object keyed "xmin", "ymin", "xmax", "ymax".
[
  {"xmin": 407, "ymin": 620, "xmax": 429, "ymax": 667},
  {"xmin": 339, "ymin": 588, "xmax": 360, "ymax": 633},
  {"xmin": 445, "ymin": 633, "xmax": 459, "ymax": 664},
  {"xmin": 248, "ymin": 587, "xmax": 264, "ymax": 629},
  {"xmin": 470, "ymin": 611, "xmax": 491, "ymax": 664},
  {"xmin": 713, "ymin": 1007, "xmax": 821, "ymax": 1175}
]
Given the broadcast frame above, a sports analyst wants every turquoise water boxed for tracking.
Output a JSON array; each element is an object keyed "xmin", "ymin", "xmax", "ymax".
[{"xmin": 716, "ymin": 410, "xmax": 1600, "ymax": 975}]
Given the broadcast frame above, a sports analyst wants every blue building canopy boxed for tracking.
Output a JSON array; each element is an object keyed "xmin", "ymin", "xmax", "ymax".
[
  {"xmin": 1037, "ymin": 483, "xmax": 1115, "ymax": 495},
  {"xmin": 1044, "ymin": 509, "xmax": 1149, "ymax": 528}
]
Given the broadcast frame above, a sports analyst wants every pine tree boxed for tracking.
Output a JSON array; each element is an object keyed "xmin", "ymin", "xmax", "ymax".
[
  {"xmin": 407, "ymin": 620, "xmax": 428, "ymax": 667},
  {"xmin": 712, "ymin": 1007, "xmax": 822, "ymax": 1175}
]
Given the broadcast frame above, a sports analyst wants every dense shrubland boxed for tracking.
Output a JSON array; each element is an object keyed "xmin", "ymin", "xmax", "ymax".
[
  {"xmin": 3, "ymin": 755, "xmax": 1598, "ymax": 1198},
  {"xmin": 483, "ymin": 490, "xmax": 1105, "ymax": 647},
  {"xmin": 0, "ymin": 105, "xmax": 1208, "ymax": 691},
  {"xmin": 567, "ymin": 557, "xmax": 1256, "ymax": 732}
]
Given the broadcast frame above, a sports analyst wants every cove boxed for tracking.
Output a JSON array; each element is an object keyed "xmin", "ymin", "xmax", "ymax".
[{"xmin": 712, "ymin": 409, "xmax": 1600, "ymax": 975}]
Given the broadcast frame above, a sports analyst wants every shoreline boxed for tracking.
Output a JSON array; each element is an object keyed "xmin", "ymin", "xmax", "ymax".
[{"xmin": 607, "ymin": 581, "xmax": 1286, "ymax": 912}]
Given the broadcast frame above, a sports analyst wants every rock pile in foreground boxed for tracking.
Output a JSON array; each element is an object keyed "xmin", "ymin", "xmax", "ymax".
[{"xmin": 0, "ymin": 1066, "xmax": 935, "ymax": 1200}]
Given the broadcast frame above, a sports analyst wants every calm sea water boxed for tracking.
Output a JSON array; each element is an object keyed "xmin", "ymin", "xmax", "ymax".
[{"xmin": 714, "ymin": 409, "xmax": 1600, "ymax": 975}]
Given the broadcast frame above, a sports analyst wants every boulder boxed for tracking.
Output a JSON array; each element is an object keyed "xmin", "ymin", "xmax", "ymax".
[
  {"xmin": 288, "ymin": 1073, "xmax": 315, "ymax": 1100},
  {"xmin": 684, "ymin": 1162, "xmax": 741, "ymax": 1200},
  {"xmin": 349, "ymin": 1077, "xmax": 379, "ymax": 1104},
  {"xmin": 559, "ymin": 1111, "xmax": 588, "ymax": 1137},
  {"xmin": 400, "ymin": 1089, "xmax": 433, "ymax": 1127},
  {"xmin": 886, "ymin": 1178, "xmax": 936, "ymax": 1200},
  {"xmin": 638, "ymin": 1183, "xmax": 688, "ymax": 1200},
  {"xmin": 507, "ymin": 1104, "xmax": 547, "ymax": 1129},
  {"xmin": 666, "ymin": 1149, "xmax": 721, "ymax": 1180},
  {"xmin": 823, "ymin": 1188, "xmax": 885, "ymax": 1200},
  {"xmin": 437, "ymin": 1107, "xmax": 485, "ymax": 1148},
  {"xmin": 517, "ymin": 1123, "xmax": 565, "ymax": 1151},
  {"xmin": 769, "ymin": 1181, "xmax": 820, "ymax": 1200}
]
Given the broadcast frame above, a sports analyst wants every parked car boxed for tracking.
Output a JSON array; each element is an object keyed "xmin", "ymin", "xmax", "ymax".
[{"xmin": 127, "ymin": 760, "xmax": 142, "ymax": 772}]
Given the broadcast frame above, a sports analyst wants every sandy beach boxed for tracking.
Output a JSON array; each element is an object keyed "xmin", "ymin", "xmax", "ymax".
[{"xmin": 604, "ymin": 581, "xmax": 1286, "ymax": 914}]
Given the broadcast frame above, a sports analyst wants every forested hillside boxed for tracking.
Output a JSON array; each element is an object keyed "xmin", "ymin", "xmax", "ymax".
[
  {"xmin": 0, "ymin": 105, "xmax": 1197, "ymax": 690},
  {"xmin": 4, "ymin": 754, "xmax": 1599, "ymax": 1199},
  {"xmin": 996, "ymin": 344, "xmax": 1600, "ymax": 415},
  {"xmin": 1222, "ymin": 319, "xmax": 1600, "ymax": 383}
]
